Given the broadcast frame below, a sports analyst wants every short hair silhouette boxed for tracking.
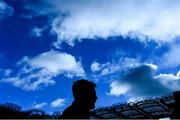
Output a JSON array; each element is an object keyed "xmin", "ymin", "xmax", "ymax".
[{"xmin": 59, "ymin": 79, "xmax": 97, "ymax": 119}]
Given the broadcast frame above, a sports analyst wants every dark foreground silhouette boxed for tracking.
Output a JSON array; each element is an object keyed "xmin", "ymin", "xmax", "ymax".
[
  {"xmin": 0, "ymin": 103, "xmax": 53, "ymax": 119},
  {"xmin": 59, "ymin": 79, "xmax": 97, "ymax": 119},
  {"xmin": 169, "ymin": 91, "xmax": 180, "ymax": 119},
  {"xmin": 0, "ymin": 84, "xmax": 180, "ymax": 119}
]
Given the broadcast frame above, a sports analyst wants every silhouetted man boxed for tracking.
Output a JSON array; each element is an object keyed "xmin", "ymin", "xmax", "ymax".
[
  {"xmin": 169, "ymin": 91, "xmax": 180, "ymax": 119},
  {"xmin": 59, "ymin": 79, "xmax": 97, "ymax": 119}
]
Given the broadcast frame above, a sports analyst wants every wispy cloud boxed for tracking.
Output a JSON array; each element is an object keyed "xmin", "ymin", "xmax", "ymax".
[
  {"xmin": 31, "ymin": 27, "xmax": 44, "ymax": 37},
  {"xmin": 90, "ymin": 57, "xmax": 139, "ymax": 81},
  {"xmin": 31, "ymin": 98, "xmax": 66, "ymax": 109},
  {"xmin": 154, "ymin": 71, "xmax": 180, "ymax": 91},
  {"xmin": 91, "ymin": 61, "xmax": 102, "ymax": 73},
  {"xmin": 25, "ymin": 0, "xmax": 180, "ymax": 47},
  {"xmin": 0, "ymin": 50, "xmax": 85, "ymax": 91},
  {"xmin": 159, "ymin": 44, "xmax": 180, "ymax": 68},
  {"xmin": 0, "ymin": 1, "xmax": 13, "ymax": 19},
  {"xmin": 51, "ymin": 98, "xmax": 66, "ymax": 108},
  {"xmin": 32, "ymin": 102, "xmax": 47, "ymax": 109}
]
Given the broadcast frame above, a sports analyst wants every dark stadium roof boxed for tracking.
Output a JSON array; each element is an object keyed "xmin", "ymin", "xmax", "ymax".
[{"xmin": 90, "ymin": 93, "xmax": 174, "ymax": 119}]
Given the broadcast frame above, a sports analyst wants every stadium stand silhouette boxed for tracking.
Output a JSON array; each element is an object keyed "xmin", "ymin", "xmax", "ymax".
[{"xmin": 91, "ymin": 92, "xmax": 174, "ymax": 119}]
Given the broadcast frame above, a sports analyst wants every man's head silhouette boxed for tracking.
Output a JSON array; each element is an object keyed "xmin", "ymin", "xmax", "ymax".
[
  {"xmin": 59, "ymin": 79, "xmax": 97, "ymax": 119},
  {"xmin": 72, "ymin": 79, "xmax": 97, "ymax": 109}
]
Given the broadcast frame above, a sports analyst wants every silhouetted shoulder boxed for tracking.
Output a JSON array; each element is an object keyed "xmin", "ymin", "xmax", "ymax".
[
  {"xmin": 59, "ymin": 106, "xmax": 74, "ymax": 119},
  {"xmin": 59, "ymin": 104, "xmax": 89, "ymax": 119}
]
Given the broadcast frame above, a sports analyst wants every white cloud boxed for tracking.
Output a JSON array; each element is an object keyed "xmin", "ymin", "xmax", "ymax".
[
  {"xmin": 31, "ymin": 27, "xmax": 43, "ymax": 37},
  {"xmin": 32, "ymin": 102, "xmax": 47, "ymax": 109},
  {"xmin": 108, "ymin": 81, "xmax": 130, "ymax": 96},
  {"xmin": 160, "ymin": 44, "xmax": 180, "ymax": 68},
  {"xmin": 0, "ymin": 50, "xmax": 85, "ymax": 91},
  {"xmin": 91, "ymin": 61, "xmax": 101, "ymax": 72},
  {"xmin": 154, "ymin": 71, "xmax": 180, "ymax": 90},
  {"xmin": 29, "ymin": 50, "xmax": 85, "ymax": 77},
  {"xmin": 145, "ymin": 63, "xmax": 158, "ymax": 70},
  {"xmin": 107, "ymin": 64, "xmax": 176, "ymax": 99},
  {"xmin": 51, "ymin": 98, "xmax": 66, "ymax": 108},
  {"xmin": 0, "ymin": 1, "xmax": 13, "ymax": 19},
  {"xmin": 29, "ymin": 0, "xmax": 180, "ymax": 47}
]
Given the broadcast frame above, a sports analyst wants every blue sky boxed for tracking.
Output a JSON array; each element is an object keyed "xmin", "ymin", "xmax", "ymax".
[{"xmin": 0, "ymin": 0, "xmax": 180, "ymax": 113}]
